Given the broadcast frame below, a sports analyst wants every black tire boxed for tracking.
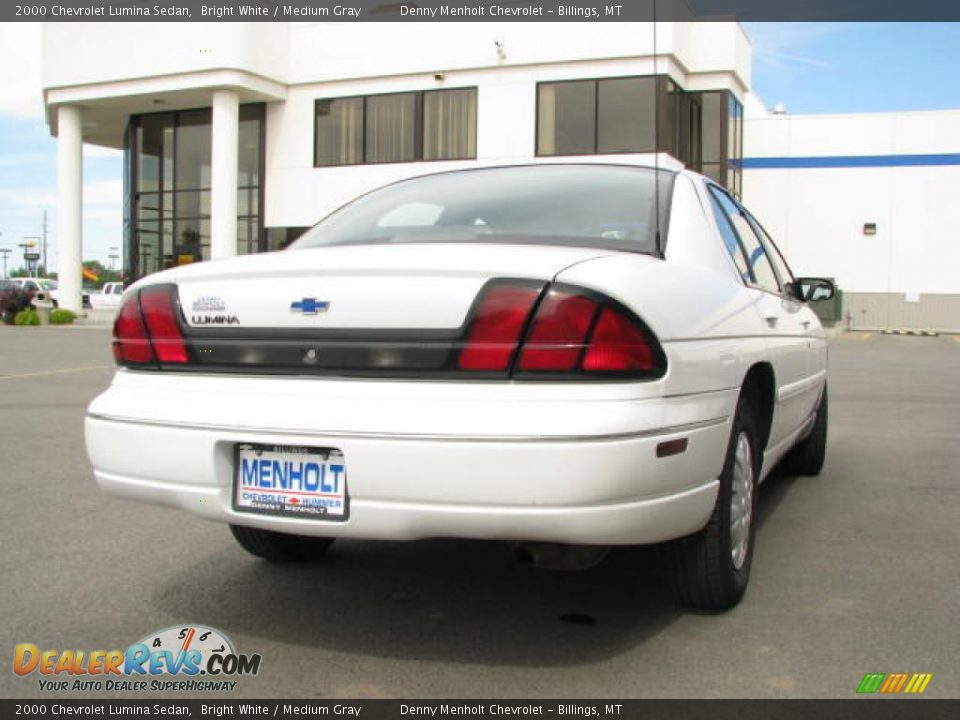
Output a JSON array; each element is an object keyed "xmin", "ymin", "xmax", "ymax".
[
  {"xmin": 661, "ymin": 397, "xmax": 760, "ymax": 611},
  {"xmin": 229, "ymin": 524, "xmax": 334, "ymax": 562},
  {"xmin": 785, "ymin": 386, "xmax": 828, "ymax": 476}
]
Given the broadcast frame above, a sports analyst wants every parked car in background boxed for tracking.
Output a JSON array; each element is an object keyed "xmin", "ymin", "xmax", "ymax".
[
  {"xmin": 86, "ymin": 163, "xmax": 834, "ymax": 611},
  {"xmin": 89, "ymin": 282, "xmax": 125, "ymax": 310},
  {"xmin": 11, "ymin": 277, "xmax": 91, "ymax": 309},
  {"xmin": 0, "ymin": 279, "xmax": 33, "ymax": 324}
]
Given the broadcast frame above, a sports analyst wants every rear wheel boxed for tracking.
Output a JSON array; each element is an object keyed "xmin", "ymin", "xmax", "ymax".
[
  {"xmin": 662, "ymin": 397, "xmax": 759, "ymax": 611},
  {"xmin": 785, "ymin": 386, "xmax": 828, "ymax": 476},
  {"xmin": 229, "ymin": 525, "xmax": 334, "ymax": 562}
]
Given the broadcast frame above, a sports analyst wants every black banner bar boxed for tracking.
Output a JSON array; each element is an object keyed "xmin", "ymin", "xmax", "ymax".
[
  {"xmin": 1, "ymin": 700, "xmax": 959, "ymax": 720},
  {"xmin": 7, "ymin": 0, "xmax": 960, "ymax": 22}
]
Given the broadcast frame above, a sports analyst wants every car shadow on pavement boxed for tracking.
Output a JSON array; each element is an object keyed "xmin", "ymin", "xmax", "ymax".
[
  {"xmin": 153, "ymin": 538, "xmax": 683, "ymax": 667},
  {"xmin": 755, "ymin": 464, "xmax": 800, "ymax": 531}
]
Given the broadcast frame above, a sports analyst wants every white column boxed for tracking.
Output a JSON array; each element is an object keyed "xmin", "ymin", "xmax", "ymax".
[
  {"xmin": 211, "ymin": 89, "xmax": 239, "ymax": 260},
  {"xmin": 57, "ymin": 105, "xmax": 83, "ymax": 314}
]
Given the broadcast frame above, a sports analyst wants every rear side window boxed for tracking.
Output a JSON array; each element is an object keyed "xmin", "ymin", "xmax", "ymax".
[
  {"xmin": 745, "ymin": 212, "xmax": 795, "ymax": 290},
  {"xmin": 707, "ymin": 190, "xmax": 751, "ymax": 283},
  {"xmin": 708, "ymin": 187, "xmax": 781, "ymax": 294}
]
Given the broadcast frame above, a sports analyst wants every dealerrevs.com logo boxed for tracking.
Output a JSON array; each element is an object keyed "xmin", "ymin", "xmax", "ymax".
[{"xmin": 13, "ymin": 625, "xmax": 261, "ymax": 693}]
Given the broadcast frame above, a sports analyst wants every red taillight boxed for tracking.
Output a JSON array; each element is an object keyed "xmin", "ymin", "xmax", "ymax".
[
  {"xmin": 582, "ymin": 307, "xmax": 656, "ymax": 372},
  {"xmin": 113, "ymin": 285, "xmax": 188, "ymax": 366},
  {"xmin": 140, "ymin": 286, "xmax": 189, "ymax": 363},
  {"xmin": 518, "ymin": 290, "xmax": 597, "ymax": 371},
  {"xmin": 458, "ymin": 281, "xmax": 664, "ymax": 378},
  {"xmin": 457, "ymin": 285, "xmax": 540, "ymax": 371},
  {"xmin": 113, "ymin": 295, "xmax": 153, "ymax": 364}
]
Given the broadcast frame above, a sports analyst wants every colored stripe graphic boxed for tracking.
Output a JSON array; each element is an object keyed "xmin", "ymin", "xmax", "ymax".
[
  {"xmin": 857, "ymin": 673, "xmax": 886, "ymax": 694},
  {"xmin": 880, "ymin": 673, "xmax": 909, "ymax": 693},
  {"xmin": 857, "ymin": 672, "xmax": 933, "ymax": 694},
  {"xmin": 904, "ymin": 673, "xmax": 934, "ymax": 694},
  {"xmin": 738, "ymin": 153, "xmax": 960, "ymax": 169}
]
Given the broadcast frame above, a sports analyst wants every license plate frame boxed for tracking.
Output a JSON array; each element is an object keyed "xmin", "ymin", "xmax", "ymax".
[{"xmin": 232, "ymin": 443, "xmax": 349, "ymax": 522}]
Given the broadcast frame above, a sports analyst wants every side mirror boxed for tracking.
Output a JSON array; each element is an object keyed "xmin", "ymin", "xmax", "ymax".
[{"xmin": 794, "ymin": 277, "xmax": 836, "ymax": 302}]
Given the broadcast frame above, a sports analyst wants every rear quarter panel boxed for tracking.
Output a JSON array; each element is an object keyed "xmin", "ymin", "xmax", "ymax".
[{"xmin": 555, "ymin": 173, "xmax": 767, "ymax": 399}]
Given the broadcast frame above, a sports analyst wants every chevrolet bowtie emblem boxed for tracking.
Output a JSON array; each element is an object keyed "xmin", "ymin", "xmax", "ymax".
[{"xmin": 290, "ymin": 298, "xmax": 331, "ymax": 315}]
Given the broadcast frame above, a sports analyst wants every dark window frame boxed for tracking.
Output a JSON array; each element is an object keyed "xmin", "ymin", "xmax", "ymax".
[{"xmin": 313, "ymin": 87, "xmax": 478, "ymax": 168}]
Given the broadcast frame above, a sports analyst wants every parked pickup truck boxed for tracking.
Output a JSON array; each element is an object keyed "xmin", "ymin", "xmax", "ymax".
[{"xmin": 89, "ymin": 282, "xmax": 125, "ymax": 310}]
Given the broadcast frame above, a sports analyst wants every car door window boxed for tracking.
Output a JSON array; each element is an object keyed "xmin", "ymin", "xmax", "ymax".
[
  {"xmin": 708, "ymin": 187, "xmax": 781, "ymax": 294},
  {"xmin": 706, "ymin": 189, "xmax": 752, "ymax": 283}
]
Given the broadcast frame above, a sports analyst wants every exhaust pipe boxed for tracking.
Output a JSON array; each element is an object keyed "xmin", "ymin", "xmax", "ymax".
[{"xmin": 512, "ymin": 543, "xmax": 609, "ymax": 571}]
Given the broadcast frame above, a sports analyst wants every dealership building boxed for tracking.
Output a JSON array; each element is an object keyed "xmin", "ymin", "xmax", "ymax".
[{"xmin": 41, "ymin": 22, "xmax": 959, "ymax": 330}]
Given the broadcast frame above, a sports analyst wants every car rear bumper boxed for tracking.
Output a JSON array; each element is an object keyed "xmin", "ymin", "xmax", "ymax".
[{"xmin": 85, "ymin": 371, "xmax": 735, "ymax": 545}]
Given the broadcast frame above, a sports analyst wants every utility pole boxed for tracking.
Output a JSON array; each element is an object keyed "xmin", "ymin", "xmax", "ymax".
[{"xmin": 0, "ymin": 248, "xmax": 9, "ymax": 279}]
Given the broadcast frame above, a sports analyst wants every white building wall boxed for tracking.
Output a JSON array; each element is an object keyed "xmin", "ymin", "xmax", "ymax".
[
  {"xmin": 744, "ymin": 111, "xmax": 960, "ymax": 330},
  {"xmin": 42, "ymin": 20, "xmax": 751, "ymax": 252},
  {"xmin": 266, "ymin": 55, "xmax": 693, "ymax": 227}
]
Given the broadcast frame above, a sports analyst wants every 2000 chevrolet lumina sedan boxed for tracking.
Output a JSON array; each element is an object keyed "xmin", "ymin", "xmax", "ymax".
[{"xmin": 86, "ymin": 164, "xmax": 833, "ymax": 610}]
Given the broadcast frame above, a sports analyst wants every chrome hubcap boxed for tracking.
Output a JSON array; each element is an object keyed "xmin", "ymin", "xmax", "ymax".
[{"xmin": 730, "ymin": 431, "xmax": 754, "ymax": 570}]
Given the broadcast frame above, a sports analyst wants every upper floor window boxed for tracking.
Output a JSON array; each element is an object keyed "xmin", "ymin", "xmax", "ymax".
[
  {"xmin": 537, "ymin": 76, "xmax": 658, "ymax": 157},
  {"xmin": 314, "ymin": 88, "xmax": 477, "ymax": 167},
  {"xmin": 535, "ymin": 76, "xmax": 743, "ymax": 198}
]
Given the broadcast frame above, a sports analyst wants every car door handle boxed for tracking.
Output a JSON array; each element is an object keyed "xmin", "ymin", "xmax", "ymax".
[
  {"xmin": 801, "ymin": 320, "xmax": 811, "ymax": 329},
  {"xmin": 764, "ymin": 315, "xmax": 779, "ymax": 328}
]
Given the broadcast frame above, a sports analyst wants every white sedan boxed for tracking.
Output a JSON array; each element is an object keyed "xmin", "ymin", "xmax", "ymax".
[{"xmin": 85, "ymin": 164, "xmax": 833, "ymax": 610}]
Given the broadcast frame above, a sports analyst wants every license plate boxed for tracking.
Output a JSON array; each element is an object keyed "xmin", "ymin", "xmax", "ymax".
[{"xmin": 233, "ymin": 444, "xmax": 348, "ymax": 521}]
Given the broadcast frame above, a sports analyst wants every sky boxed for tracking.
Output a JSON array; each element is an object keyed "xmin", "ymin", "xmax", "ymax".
[
  {"xmin": 0, "ymin": 23, "xmax": 122, "ymax": 277},
  {"xmin": 1, "ymin": 22, "xmax": 959, "ymax": 275},
  {"xmin": 744, "ymin": 22, "xmax": 960, "ymax": 114}
]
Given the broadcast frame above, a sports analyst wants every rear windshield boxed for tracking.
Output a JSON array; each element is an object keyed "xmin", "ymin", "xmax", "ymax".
[{"xmin": 292, "ymin": 165, "xmax": 675, "ymax": 254}]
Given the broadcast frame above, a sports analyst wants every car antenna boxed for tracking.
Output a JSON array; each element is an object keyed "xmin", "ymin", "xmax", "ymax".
[{"xmin": 652, "ymin": 1, "xmax": 663, "ymax": 259}]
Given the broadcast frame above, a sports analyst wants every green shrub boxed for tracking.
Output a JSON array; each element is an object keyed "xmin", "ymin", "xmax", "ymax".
[
  {"xmin": 14, "ymin": 309, "xmax": 39, "ymax": 326},
  {"xmin": 50, "ymin": 308, "xmax": 77, "ymax": 325}
]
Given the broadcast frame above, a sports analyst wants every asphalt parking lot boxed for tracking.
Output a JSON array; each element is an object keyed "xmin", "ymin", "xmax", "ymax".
[{"xmin": 1, "ymin": 326, "xmax": 957, "ymax": 699}]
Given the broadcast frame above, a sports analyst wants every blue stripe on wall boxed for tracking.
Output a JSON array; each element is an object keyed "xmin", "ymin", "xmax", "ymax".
[{"xmin": 737, "ymin": 154, "xmax": 960, "ymax": 169}]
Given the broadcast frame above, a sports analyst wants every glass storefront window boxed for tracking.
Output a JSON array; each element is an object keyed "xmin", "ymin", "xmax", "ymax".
[{"xmin": 125, "ymin": 104, "xmax": 264, "ymax": 280}]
